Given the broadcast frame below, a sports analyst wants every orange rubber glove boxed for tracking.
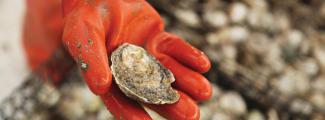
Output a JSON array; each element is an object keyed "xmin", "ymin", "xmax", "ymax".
[
  {"xmin": 24, "ymin": 0, "xmax": 212, "ymax": 119},
  {"xmin": 23, "ymin": 0, "xmax": 63, "ymax": 70}
]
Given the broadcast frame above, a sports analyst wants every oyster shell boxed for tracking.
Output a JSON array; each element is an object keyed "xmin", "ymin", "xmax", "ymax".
[{"xmin": 110, "ymin": 43, "xmax": 179, "ymax": 104}]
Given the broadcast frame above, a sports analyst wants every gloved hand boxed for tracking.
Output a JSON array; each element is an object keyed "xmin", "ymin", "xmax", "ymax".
[{"xmin": 24, "ymin": 0, "xmax": 212, "ymax": 119}]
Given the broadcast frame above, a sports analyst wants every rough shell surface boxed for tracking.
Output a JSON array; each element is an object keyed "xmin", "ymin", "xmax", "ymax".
[{"xmin": 111, "ymin": 43, "xmax": 179, "ymax": 104}]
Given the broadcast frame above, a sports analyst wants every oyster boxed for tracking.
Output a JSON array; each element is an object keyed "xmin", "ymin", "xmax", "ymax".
[{"xmin": 110, "ymin": 43, "xmax": 179, "ymax": 104}]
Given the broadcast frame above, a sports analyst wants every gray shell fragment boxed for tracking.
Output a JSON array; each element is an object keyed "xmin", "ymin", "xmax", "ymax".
[{"xmin": 111, "ymin": 43, "xmax": 180, "ymax": 104}]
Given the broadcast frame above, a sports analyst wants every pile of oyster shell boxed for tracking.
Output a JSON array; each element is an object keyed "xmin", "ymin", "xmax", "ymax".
[{"xmin": 150, "ymin": 0, "xmax": 325, "ymax": 119}]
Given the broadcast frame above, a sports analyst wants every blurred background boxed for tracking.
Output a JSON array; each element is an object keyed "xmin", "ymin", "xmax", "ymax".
[
  {"xmin": 0, "ymin": 0, "xmax": 28, "ymax": 101},
  {"xmin": 1, "ymin": 0, "xmax": 325, "ymax": 119}
]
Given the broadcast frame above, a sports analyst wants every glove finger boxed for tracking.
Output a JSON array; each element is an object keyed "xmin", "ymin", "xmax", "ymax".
[
  {"xmin": 63, "ymin": 7, "xmax": 112, "ymax": 95},
  {"xmin": 145, "ymin": 91, "xmax": 200, "ymax": 120},
  {"xmin": 100, "ymin": 84, "xmax": 152, "ymax": 120},
  {"xmin": 154, "ymin": 33, "xmax": 211, "ymax": 73},
  {"xmin": 159, "ymin": 55, "xmax": 212, "ymax": 101}
]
